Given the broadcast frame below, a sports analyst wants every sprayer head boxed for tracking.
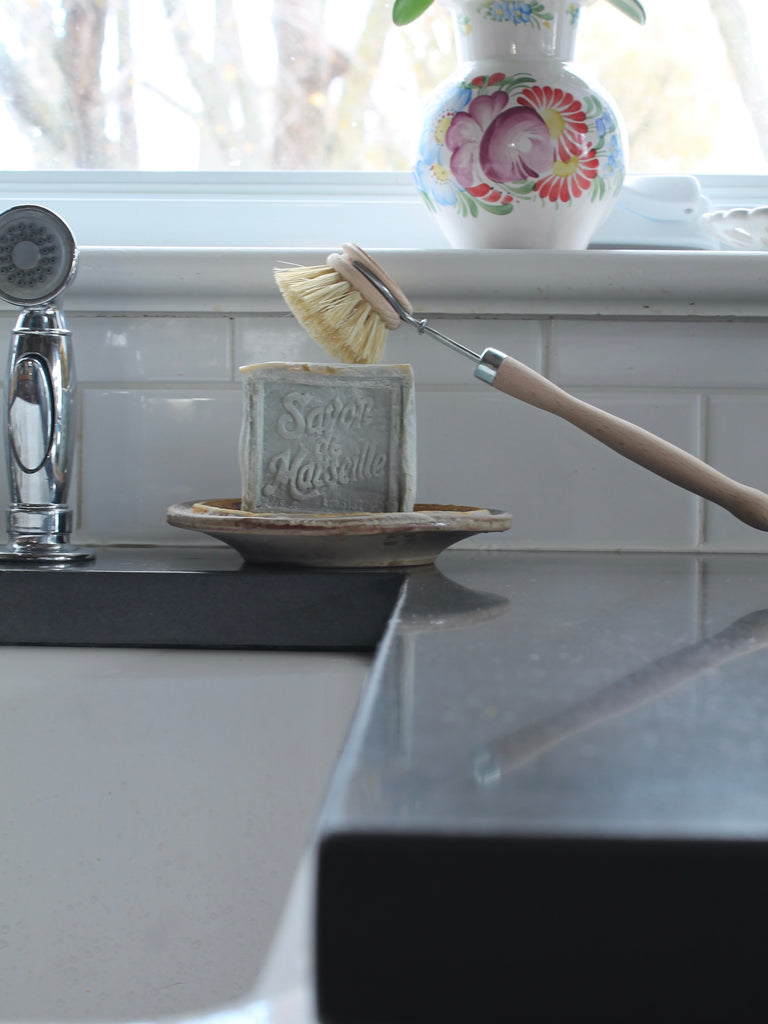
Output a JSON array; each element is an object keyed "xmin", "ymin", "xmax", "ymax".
[{"xmin": 0, "ymin": 205, "xmax": 78, "ymax": 308}]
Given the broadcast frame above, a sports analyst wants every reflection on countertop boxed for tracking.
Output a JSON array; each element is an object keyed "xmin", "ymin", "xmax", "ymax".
[{"xmin": 474, "ymin": 605, "xmax": 768, "ymax": 785}]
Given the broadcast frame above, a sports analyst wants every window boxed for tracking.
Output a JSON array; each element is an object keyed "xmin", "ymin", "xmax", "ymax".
[{"xmin": 0, "ymin": 0, "xmax": 766, "ymax": 248}]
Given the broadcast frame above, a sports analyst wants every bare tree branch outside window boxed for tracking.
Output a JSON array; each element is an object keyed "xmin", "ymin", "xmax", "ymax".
[
  {"xmin": 706, "ymin": 0, "xmax": 768, "ymax": 162},
  {"xmin": 0, "ymin": 0, "xmax": 766, "ymax": 174}
]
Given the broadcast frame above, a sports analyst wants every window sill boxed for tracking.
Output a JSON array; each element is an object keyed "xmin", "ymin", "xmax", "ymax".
[
  {"xmin": 2, "ymin": 170, "xmax": 766, "ymax": 251},
  {"xmin": 59, "ymin": 246, "xmax": 768, "ymax": 320}
]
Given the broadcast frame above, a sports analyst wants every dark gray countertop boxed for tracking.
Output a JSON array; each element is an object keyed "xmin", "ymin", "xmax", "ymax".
[
  {"xmin": 315, "ymin": 550, "xmax": 768, "ymax": 1024},
  {"xmin": 0, "ymin": 546, "xmax": 403, "ymax": 649}
]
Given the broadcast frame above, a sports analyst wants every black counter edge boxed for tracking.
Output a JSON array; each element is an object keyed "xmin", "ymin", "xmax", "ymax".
[
  {"xmin": 0, "ymin": 567, "xmax": 406, "ymax": 649},
  {"xmin": 315, "ymin": 830, "xmax": 768, "ymax": 1024}
]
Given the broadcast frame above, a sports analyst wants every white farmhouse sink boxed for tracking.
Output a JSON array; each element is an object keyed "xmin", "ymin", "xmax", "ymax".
[{"xmin": 0, "ymin": 646, "xmax": 368, "ymax": 1023}]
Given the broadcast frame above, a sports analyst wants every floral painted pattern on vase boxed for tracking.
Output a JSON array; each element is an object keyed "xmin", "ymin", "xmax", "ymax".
[
  {"xmin": 480, "ymin": 1, "xmax": 555, "ymax": 27},
  {"xmin": 414, "ymin": 70, "xmax": 623, "ymax": 221}
]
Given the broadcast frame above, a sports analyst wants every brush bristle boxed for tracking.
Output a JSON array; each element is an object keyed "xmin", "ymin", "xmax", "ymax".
[{"xmin": 274, "ymin": 264, "xmax": 387, "ymax": 364}]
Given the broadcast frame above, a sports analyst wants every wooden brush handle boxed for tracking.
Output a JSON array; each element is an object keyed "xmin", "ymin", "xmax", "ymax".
[{"xmin": 491, "ymin": 354, "xmax": 768, "ymax": 531}]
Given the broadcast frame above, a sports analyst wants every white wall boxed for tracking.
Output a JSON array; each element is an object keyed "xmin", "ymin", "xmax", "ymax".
[{"xmin": 2, "ymin": 247, "xmax": 766, "ymax": 554}]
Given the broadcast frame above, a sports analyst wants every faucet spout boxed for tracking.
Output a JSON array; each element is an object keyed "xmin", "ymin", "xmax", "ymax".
[{"xmin": 0, "ymin": 206, "xmax": 92, "ymax": 563}]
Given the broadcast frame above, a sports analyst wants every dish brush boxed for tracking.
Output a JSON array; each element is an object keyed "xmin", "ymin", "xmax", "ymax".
[{"xmin": 275, "ymin": 243, "xmax": 768, "ymax": 532}]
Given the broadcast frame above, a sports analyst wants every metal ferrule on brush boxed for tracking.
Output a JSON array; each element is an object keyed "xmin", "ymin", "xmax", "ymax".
[{"xmin": 474, "ymin": 348, "xmax": 506, "ymax": 385}]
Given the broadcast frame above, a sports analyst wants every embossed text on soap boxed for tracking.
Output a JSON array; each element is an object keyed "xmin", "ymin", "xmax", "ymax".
[{"xmin": 263, "ymin": 387, "xmax": 391, "ymax": 509}]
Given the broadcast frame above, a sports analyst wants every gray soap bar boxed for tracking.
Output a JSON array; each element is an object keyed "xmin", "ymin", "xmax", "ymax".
[{"xmin": 239, "ymin": 362, "xmax": 416, "ymax": 514}]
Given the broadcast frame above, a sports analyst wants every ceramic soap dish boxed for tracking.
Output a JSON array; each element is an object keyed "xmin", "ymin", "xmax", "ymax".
[
  {"xmin": 166, "ymin": 499, "xmax": 511, "ymax": 568},
  {"xmin": 699, "ymin": 207, "xmax": 768, "ymax": 250}
]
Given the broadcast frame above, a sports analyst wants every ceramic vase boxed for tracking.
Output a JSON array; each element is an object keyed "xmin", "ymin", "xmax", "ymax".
[{"xmin": 413, "ymin": 0, "xmax": 626, "ymax": 249}]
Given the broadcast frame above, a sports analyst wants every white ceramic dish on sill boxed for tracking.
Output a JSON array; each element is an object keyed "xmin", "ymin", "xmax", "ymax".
[{"xmin": 699, "ymin": 207, "xmax": 768, "ymax": 251}]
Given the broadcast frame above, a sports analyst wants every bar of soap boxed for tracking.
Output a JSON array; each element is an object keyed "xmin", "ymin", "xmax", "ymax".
[{"xmin": 239, "ymin": 362, "xmax": 416, "ymax": 514}]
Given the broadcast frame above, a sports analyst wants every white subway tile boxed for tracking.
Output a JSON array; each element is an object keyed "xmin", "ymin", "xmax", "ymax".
[
  {"xmin": 73, "ymin": 316, "xmax": 231, "ymax": 383},
  {"xmin": 81, "ymin": 389, "xmax": 243, "ymax": 544},
  {"xmin": 235, "ymin": 316, "xmax": 327, "ymax": 369},
  {"xmin": 414, "ymin": 388, "xmax": 700, "ymax": 550},
  {"xmin": 704, "ymin": 394, "xmax": 768, "ymax": 550},
  {"xmin": 551, "ymin": 320, "xmax": 768, "ymax": 389}
]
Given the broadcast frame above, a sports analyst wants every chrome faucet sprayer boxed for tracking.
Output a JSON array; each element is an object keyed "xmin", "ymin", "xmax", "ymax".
[{"xmin": 0, "ymin": 205, "xmax": 92, "ymax": 562}]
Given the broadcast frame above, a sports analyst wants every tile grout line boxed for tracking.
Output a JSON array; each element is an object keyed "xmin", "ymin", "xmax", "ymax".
[
  {"xmin": 693, "ymin": 553, "xmax": 706, "ymax": 642},
  {"xmin": 539, "ymin": 318, "xmax": 552, "ymax": 378},
  {"xmin": 76, "ymin": 387, "xmax": 86, "ymax": 532},
  {"xmin": 696, "ymin": 393, "xmax": 707, "ymax": 547},
  {"xmin": 229, "ymin": 315, "xmax": 237, "ymax": 382}
]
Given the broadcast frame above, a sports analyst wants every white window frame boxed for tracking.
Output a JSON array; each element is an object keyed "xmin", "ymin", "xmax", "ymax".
[{"xmin": 0, "ymin": 170, "xmax": 767, "ymax": 251}]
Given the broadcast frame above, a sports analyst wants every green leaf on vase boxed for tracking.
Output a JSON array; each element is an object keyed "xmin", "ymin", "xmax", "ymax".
[
  {"xmin": 604, "ymin": 0, "xmax": 646, "ymax": 25},
  {"xmin": 392, "ymin": 0, "xmax": 436, "ymax": 26}
]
